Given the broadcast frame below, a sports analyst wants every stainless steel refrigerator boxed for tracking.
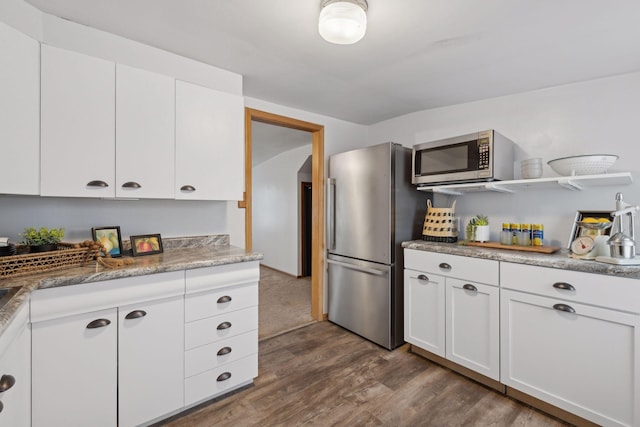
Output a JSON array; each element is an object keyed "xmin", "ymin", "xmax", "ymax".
[{"xmin": 327, "ymin": 142, "xmax": 426, "ymax": 350}]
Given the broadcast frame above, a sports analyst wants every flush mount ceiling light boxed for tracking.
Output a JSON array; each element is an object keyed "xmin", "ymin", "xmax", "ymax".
[{"xmin": 319, "ymin": 0, "xmax": 368, "ymax": 45}]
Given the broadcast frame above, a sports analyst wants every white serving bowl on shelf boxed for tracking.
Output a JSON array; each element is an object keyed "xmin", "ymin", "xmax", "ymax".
[{"xmin": 547, "ymin": 154, "xmax": 618, "ymax": 176}]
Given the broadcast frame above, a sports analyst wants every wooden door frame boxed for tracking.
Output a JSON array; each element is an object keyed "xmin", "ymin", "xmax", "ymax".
[{"xmin": 240, "ymin": 108, "xmax": 325, "ymax": 321}]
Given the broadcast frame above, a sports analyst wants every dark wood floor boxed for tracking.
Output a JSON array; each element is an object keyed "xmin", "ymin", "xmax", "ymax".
[{"xmin": 161, "ymin": 322, "xmax": 567, "ymax": 426}]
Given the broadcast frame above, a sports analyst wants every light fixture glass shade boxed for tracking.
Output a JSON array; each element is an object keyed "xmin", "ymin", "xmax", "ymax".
[{"xmin": 319, "ymin": 0, "xmax": 367, "ymax": 45}]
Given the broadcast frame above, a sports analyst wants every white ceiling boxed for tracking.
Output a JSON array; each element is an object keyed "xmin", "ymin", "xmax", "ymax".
[{"xmin": 24, "ymin": 0, "xmax": 640, "ymax": 125}]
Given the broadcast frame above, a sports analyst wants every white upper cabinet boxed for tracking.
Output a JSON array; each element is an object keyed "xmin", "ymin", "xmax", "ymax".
[
  {"xmin": 0, "ymin": 23, "xmax": 40, "ymax": 195},
  {"xmin": 41, "ymin": 45, "xmax": 116, "ymax": 198},
  {"xmin": 175, "ymin": 80, "xmax": 244, "ymax": 201},
  {"xmin": 116, "ymin": 64, "xmax": 175, "ymax": 199}
]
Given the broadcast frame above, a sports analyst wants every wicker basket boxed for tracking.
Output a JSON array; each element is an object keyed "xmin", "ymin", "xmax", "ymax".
[
  {"xmin": 0, "ymin": 243, "xmax": 100, "ymax": 279},
  {"xmin": 422, "ymin": 199, "xmax": 458, "ymax": 243}
]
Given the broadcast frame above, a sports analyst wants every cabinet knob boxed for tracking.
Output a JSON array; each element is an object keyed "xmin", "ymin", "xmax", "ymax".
[
  {"xmin": 122, "ymin": 181, "xmax": 142, "ymax": 189},
  {"xmin": 217, "ymin": 295, "xmax": 232, "ymax": 304},
  {"xmin": 462, "ymin": 284, "xmax": 478, "ymax": 292},
  {"xmin": 552, "ymin": 282, "xmax": 576, "ymax": 291},
  {"xmin": 553, "ymin": 303, "xmax": 576, "ymax": 314},
  {"xmin": 125, "ymin": 310, "xmax": 147, "ymax": 320},
  {"xmin": 180, "ymin": 185, "xmax": 196, "ymax": 192},
  {"xmin": 216, "ymin": 372, "xmax": 232, "ymax": 382},
  {"xmin": 0, "ymin": 374, "xmax": 16, "ymax": 392},
  {"xmin": 439, "ymin": 263, "xmax": 452, "ymax": 271},
  {"xmin": 217, "ymin": 321, "xmax": 232, "ymax": 330},
  {"xmin": 86, "ymin": 318, "xmax": 111, "ymax": 329},
  {"xmin": 217, "ymin": 346, "xmax": 232, "ymax": 356},
  {"xmin": 86, "ymin": 180, "xmax": 109, "ymax": 188}
]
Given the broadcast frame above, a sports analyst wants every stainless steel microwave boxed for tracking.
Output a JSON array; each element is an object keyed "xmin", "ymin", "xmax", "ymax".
[{"xmin": 412, "ymin": 130, "xmax": 514, "ymax": 185}]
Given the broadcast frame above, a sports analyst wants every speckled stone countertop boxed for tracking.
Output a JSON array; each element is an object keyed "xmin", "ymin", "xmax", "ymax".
[
  {"xmin": 0, "ymin": 235, "xmax": 263, "ymax": 337},
  {"xmin": 402, "ymin": 240, "xmax": 640, "ymax": 280}
]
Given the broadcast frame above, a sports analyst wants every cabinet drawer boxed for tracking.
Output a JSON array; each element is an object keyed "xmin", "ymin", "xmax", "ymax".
[
  {"xmin": 185, "ymin": 354, "xmax": 258, "ymax": 406},
  {"xmin": 185, "ymin": 307, "xmax": 258, "ymax": 350},
  {"xmin": 404, "ymin": 249, "xmax": 499, "ymax": 285},
  {"xmin": 501, "ymin": 262, "xmax": 640, "ymax": 313},
  {"xmin": 185, "ymin": 262, "xmax": 259, "ymax": 294},
  {"xmin": 185, "ymin": 283, "xmax": 258, "ymax": 322},
  {"xmin": 185, "ymin": 330, "xmax": 258, "ymax": 378}
]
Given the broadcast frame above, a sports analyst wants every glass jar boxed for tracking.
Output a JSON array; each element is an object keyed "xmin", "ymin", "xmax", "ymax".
[
  {"xmin": 500, "ymin": 223, "xmax": 512, "ymax": 245},
  {"xmin": 517, "ymin": 223, "xmax": 531, "ymax": 246}
]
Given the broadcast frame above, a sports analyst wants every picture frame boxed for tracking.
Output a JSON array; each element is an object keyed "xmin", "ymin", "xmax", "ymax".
[
  {"xmin": 130, "ymin": 234, "xmax": 163, "ymax": 257},
  {"xmin": 92, "ymin": 226, "xmax": 123, "ymax": 257},
  {"xmin": 567, "ymin": 210, "xmax": 615, "ymax": 249}
]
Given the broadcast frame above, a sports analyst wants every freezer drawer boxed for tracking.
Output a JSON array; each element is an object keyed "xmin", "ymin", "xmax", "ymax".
[{"xmin": 328, "ymin": 255, "xmax": 393, "ymax": 349}]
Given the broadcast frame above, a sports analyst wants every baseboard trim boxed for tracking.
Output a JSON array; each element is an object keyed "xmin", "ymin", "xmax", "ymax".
[{"xmin": 506, "ymin": 387, "xmax": 600, "ymax": 427}]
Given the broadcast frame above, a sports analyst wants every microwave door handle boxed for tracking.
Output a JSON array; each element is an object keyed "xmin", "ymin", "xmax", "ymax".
[
  {"xmin": 327, "ymin": 259, "xmax": 387, "ymax": 276},
  {"xmin": 327, "ymin": 178, "xmax": 336, "ymax": 250}
]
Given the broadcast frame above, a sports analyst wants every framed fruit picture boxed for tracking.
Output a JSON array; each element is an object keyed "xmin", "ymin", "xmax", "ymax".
[
  {"xmin": 92, "ymin": 226, "xmax": 123, "ymax": 257},
  {"xmin": 130, "ymin": 234, "xmax": 163, "ymax": 256}
]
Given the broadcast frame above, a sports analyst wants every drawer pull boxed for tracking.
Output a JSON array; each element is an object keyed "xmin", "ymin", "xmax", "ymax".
[
  {"xmin": 462, "ymin": 284, "xmax": 477, "ymax": 292},
  {"xmin": 439, "ymin": 263, "xmax": 451, "ymax": 271},
  {"xmin": 217, "ymin": 372, "xmax": 232, "ymax": 382},
  {"xmin": 417, "ymin": 274, "xmax": 430, "ymax": 282},
  {"xmin": 0, "ymin": 400, "xmax": 3, "ymax": 413},
  {"xmin": 217, "ymin": 295, "xmax": 232, "ymax": 304},
  {"xmin": 122, "ymin": 181, "xmax": 141, "ymax": 189},
  {"xmin": 553, "ymin": 303, "xmax": 576, "ymax": 314},
  {"xmin": 86, "ymin": 318, "xmax": 111, "ymax": 329},
  {"xmin": 0, "ymin": 374, "xmax": 16, "ymax": 392},
  {"xmin": 180, "ymin": 185, "xmax": 196, "ymax": 192},
  {"xmin": 217, "ymin": 346, "xmax": 232, "ymax": 356},
  {"xmin": 553, "ymin": 282, "xmax": 576, "ymax": 291},
  {"xmin": 217, "ymin": 321, "xmax": 232, "ymax": 330},
  {"xmin": 125, "ymin": 310, "xmax": 147, "ymax": 320},
  {"xmin": 87, "ymin": 180, "xmax": 109, "ymax": 188}
]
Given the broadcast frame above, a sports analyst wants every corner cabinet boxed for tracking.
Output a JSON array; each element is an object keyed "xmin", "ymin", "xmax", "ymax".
[
  {"xmin": 175, "ymin": 80, "xmax": 244, "ymax": 201},
  {"xmin": 40, "ymin": 45, "xmax": 116, "ymax": 198},
  {"xmin": 404, "ymin": 249, "xmax": 500, "ymax": 382},
  {"xmin": 500, "ymin": 263, "xmax": 640, "ymax": 427},
  {"xmin": 0, "ymin": 22, "xmax": 40, "ymax": 196}
]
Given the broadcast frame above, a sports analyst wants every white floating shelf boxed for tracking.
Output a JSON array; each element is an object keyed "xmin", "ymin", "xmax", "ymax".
[{"xmin": 417, "ymin": 172, "xmax": 633, "ymax": 195}]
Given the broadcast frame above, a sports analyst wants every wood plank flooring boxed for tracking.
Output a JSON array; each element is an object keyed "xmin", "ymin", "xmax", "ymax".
[{"xmin": 160, "ymin": 322, "xmax": 568, "ymax": 426}]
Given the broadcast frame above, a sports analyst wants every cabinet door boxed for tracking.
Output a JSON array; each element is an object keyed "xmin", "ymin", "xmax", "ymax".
[
  {"xmin": 175, "ymin": 80, "xmax": 244, "ymax": 201},
  {"xmin": 403, "ymin": 269, "xmax": 445, "ymax": 356},
  {"xmin": 116, "ymin": 64, "xmax": 175, "ymax": 199},
  {"xmin": 118, "ymin": 296, "xmax": 184, "ymax": 427},
  {"xmin": 32, "ymin": 308, "xmax": 117, "ymax": 427},
  {"xmin": 41, "ymin": 45, "xmax": 115, "ymax": 197},
  {"xmin": 446, "ymin": 279, "xmax": 499, "ymax": 380},
  {"xmin": 0, "ymin": 305, "xmax": 30, "ymax": 427},
  {"xmin": 0, "ymin": 23, "xmax": 40, "ymax": 195},
  {"xmin": 501, "ymin": 289, "xmax": 640, "ymax": 427}
]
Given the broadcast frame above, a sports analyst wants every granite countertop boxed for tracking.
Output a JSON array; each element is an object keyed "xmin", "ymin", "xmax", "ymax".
[
  {"xmin": 402, "ymin": 240, "xmax": 640, "ymax": 280},
  {"xmin": 0, "ymin": 236, "xmax": 263, "ymax": 337}
]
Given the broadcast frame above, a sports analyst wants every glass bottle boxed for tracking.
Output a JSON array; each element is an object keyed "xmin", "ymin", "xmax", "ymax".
[
  {"xmin": 500, "ymin": 223, "xmax": 512, "ymax": 245},
  {"xmin": 518, "ymin": 223, "xmax": 531, "ymax": 246}
]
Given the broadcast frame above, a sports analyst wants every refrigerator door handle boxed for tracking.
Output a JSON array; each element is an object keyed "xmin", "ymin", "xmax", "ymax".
[
  {"xmin": 327, "ymin": 258, "xmax": 387, "ymax": 276},
  {"xmin": 327, "ymin": 178, "xmax": 336, "ymax": 250}
]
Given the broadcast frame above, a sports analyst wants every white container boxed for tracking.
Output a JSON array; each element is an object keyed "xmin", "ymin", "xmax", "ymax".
[
  {"xmin": 521, "ymin": 158, "xmax": 542, "ymax": 179},
  {"xmin": 547, "ymin": 154, "xmax": 617, "ymax": 176}
]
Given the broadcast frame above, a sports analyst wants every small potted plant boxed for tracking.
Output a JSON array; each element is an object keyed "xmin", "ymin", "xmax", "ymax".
[
  {"xmin": 466, "ymin": 215, "xmax": 490, "ymax": 242},
  {"xmin": 21, "ymin": 227, "xmax": 65, "ymax": 253}
]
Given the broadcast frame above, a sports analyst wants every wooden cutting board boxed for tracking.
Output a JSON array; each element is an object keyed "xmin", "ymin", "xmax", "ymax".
[{"xmin": 463, "ymin": 241, "xmax": 561, "ymax": 254}]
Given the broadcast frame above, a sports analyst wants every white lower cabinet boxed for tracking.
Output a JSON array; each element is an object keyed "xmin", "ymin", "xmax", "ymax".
[
  {"xmin": 30, "ymin": 271, "xmax": 184, "ymax": 427},
  {"xmin": 0, "ymin": 303, "xmax": 31, "ymax": 427},
  {"xmin": 501, "ymin": 262, "xmax": 640, "ymax": 427},
  {"xmin": 404, "ymin": 249, "xmax": 500, "ymax": 381}
]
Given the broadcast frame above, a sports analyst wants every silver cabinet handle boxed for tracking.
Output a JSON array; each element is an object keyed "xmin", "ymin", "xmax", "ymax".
[
  {"xmin": 462, "ymin": 284, "xmax": 477, "ymax": 292},
  {"xmin": 86, "ymin": 318, "xmax": 111, "ymax": 329},
  {"xmin": 216, "ymin": 372, "xmax": 232, "ymax": 382},
  {"xmin": 87, "ymin": 180, "xmax": 108, "ymax": 188},
  {"xmin": 417, "ymin": 274, "xmax": 429, "ymax": 281},
  {"xmin": 125, "ymin": 310, "xmax": 147, "ymax": 320},
  {"xmin": 439, "ymin": 263, "xmax": 452, "ymax": 271},
  {"xmin": 327, "ymin": 259, "xmax": 386, "ymax": 276},
  {"xmin": 553, "ymin": 303, "xmax": 576, "ymax": 314},
  {"xmin": 180, "ymin": 185, "xmax": 196, "ymax": 192},
  {"xmin": 0, "ymin": 374, "xmax": 16, "ymax": 393},
  {"xmin": 327, "ymin": 178, "xmax": 336, "ymax": 250},
  {"xmin": 217, "ymin": 295, "xmax": 232, "ymax": 304},
  {"xmin": 122, "ymin": 181, "xmax": 141, "ymax": 189},
  {"xmin": 217, "ymin": 321, "xmax": 232, "ymax": 330},
  {"xmin": 553, "ymin": 282, "xmax": 576, "ymax": 291},
  {"xmin": 217, "ymin": 346, "xmax": 232, "ymax": 356}
]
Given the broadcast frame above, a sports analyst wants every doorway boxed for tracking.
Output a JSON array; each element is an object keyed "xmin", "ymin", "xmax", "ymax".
[
  {"xmin": 242, "ymin": 108, "xmax": 325, "ymax": 321},
  {"xmin": 301, "ymin": 181, "xmax": 312, "ymax": 277}
]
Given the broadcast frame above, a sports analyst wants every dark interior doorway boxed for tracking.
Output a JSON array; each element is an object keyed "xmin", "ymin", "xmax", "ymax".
[{"xmin": 301, "ymin": 181, "xmax": 312, "ymax": 277}]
